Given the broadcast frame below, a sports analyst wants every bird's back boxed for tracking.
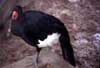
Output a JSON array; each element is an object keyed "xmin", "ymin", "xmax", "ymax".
[{"xmin": 23, "ymin": 11, "xmax": 66, "ymax": 38}]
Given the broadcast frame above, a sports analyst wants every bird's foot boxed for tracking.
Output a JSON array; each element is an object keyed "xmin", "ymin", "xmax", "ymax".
[{"xmin": 35, "ymin": 62, "xmax": 39, "ymax": 68}]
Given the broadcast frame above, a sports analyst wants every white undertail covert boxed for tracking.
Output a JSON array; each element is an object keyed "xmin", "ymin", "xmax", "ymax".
[{"xmin": 37, "ymin": 33, "xmax": 61, "ymax": 48}]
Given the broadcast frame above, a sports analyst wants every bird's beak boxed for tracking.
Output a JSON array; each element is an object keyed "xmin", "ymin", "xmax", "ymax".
[{"xmin": 6, "ymin": 19, "xmax": 12, "ymax": 37}]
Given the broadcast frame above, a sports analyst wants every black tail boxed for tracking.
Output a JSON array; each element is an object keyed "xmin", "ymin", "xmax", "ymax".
[{"xmin": 59, "ymin": 30, "xmax": 76, "ymax": 66}]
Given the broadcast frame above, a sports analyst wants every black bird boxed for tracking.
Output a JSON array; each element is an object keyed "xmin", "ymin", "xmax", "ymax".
[{"xmin": 9, "ymin": 5, "xmax": 76, "ymax": 66}]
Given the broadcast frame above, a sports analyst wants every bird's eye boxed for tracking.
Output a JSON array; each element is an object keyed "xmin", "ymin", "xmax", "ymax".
[{"xmin": 11, "ymin": 11, "xmax": 19, "ymax": 20}]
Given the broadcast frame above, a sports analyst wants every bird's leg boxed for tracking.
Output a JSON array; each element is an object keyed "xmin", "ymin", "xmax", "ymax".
[
  {"xmin": 34, "ymin": 53, "xmax": 39, "ymax": 68},
  {"xmin": 35, "ymin": 48, "xmax": 41, "ymax": 68}
]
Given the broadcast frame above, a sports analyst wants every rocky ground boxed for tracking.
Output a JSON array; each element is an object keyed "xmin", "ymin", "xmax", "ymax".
[{"xmin": 0, "ymin": 0, "xmax": 100, "ymax": 68}]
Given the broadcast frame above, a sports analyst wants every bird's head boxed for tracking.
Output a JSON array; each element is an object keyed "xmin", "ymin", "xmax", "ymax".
[
  {"xmin": 11, "ymin": 5, "xmax": 23, "ymax": 21},
  {"xmin": 6, "ymin": 5, "xmax": 23, "ymax": 37}
]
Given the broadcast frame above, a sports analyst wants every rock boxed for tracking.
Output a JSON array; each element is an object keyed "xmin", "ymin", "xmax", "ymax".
[
  {"xmin": 92, "ymin": 33, "xmax": 100, "ymax": 53},
  {"xmin": 2, "ymin": 48, "xmax": 74, "ymax": 68},
  {"xmin": 38, "ymin": 48, "xmax": 74, "ymax": 68},
  {"xmin": 2, "ymin": 55, "xmax": 37, "ymax": 68},
  {"xmin": 93, "ymin": 33, "xmax": 100, "ymax": 41},
  {"xmin": 68, "ymin": 0, "xmax": 80, "ymax": 3}
]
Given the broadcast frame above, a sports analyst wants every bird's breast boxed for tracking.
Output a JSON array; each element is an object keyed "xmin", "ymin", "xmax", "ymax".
[{"xmin": 11, "ymin": 23, "xmax": 23, "ymax": 36}]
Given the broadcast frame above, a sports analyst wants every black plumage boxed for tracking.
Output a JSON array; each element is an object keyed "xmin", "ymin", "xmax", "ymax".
[
  {"xmin": 0, "ymin": 23, "xmax": 4, "ymax": 31},
  {"xmin": 10, "ymin": 6, "xmax": 76, "ymax": 66}
]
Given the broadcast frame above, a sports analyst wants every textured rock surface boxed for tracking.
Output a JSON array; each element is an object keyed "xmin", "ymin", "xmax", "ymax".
[
  {"xmin": 2, "ymin": 48, "xmax": 74, "ymax": 68},
  {"xmin": 0, "ymin": 0, "xmax": 100, "ymax": 68}
]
